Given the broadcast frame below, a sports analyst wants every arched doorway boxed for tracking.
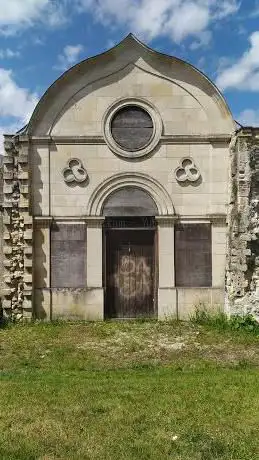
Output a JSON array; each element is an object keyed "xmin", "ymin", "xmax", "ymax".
[{"xmin": 103, "ymin": 186, "xmax": 158, "ymax": 319}]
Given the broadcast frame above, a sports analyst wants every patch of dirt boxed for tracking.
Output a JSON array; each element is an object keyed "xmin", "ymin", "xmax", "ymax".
[{"xmin": 74, "ymin": 326, "xmax": 259, "ymax": 366}]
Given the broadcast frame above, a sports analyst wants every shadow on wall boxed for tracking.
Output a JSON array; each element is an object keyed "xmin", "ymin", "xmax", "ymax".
[
  {"xmin": 33, "ymin": 289, "xmax": 48, "ymax": 320},
  {"xmin": 33, "ymin": 223, "xmax": 48, "ymax": 320},
  {"xmin": 32, "ymin": 148, "xmax": 44, "ymax": 214},
  {"xmin": 176, "ymin": 176, "xmax": 203, "ymax": 188}
]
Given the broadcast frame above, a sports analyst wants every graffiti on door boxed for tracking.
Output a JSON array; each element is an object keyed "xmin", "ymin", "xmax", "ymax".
[{"xmin": 114, "ymin": 254, "xmax": 151, "ymax": 298}]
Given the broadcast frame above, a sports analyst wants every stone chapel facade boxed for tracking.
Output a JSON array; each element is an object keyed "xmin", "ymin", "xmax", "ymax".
[{"xmin": 1, "ymin": 35, "xmax": 259, "ymax": 321}]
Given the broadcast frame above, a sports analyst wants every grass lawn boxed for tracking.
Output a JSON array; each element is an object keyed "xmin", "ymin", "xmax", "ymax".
[{"xmin": 0, "ymin": 320, "xmax": 259, "ymax": 459}]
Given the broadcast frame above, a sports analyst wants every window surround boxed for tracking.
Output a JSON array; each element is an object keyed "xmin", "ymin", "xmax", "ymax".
[{"xmin": 103, "ymin": 97, "xmax": 163, "ymax": 159}]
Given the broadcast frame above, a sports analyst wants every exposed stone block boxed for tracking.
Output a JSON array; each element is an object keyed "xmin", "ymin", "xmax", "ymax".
[
  {"xmin": 18, "ymin": 154, "xmax": 29, "ymax": 163},
  {"xmin": 24, "ymin": 259, "xmax": 33, "ymax": 268},
  {"xmin": 3, "ymin": 156, "xmax": 14, "ymax": 164},
  {"xmin": 24, "ymin": 274, "xmax": 33, "ymax": 283},
  {"xmin": 4, "ymin": 276, "xmax": 12, "ymax": 284},
  {"xmin": 18, "ymin": 171, "xmax": 29, "ymax": 180},
  {"xmin": 20, "ymin": 185, "xmax": 29, "ymax": 194},
  {"xmin": 3, "ymin": 260, "xmax": 12, "ymax": 268},
  {"xmin": 24, "ymin": 247, "xmax": 33, "ymax": 255},
  {"xmin": 24, "ymin": 230, "xmax": 33, "ymax": 240},
  {"xmin": 3, "ymin": 200, "xmax": 13, "ymax": 208},
  {"xmin": 3, "ymin": 246, "xmax": 12, "ymax": 254},
  {"xmin": 3, "ymin": 171, "xmax": 13, "ymax": 179},
  {"xmin": 19, "ymin": 197, "xmax": 29, "ymax": 207},
  {"xmin": 3, "ymin": 185, "xmax": 13, "ymax": 194},
  {"xmin": 3, "ymin": 215, "xmax": 11, "ymax": 225},
  {"xmin": 23, "ymin": 217, "xmax": 33, "ymax": 225},
  {"xmin": 2, "ymin": 299, "xmax": 12, "ymax": 309}
]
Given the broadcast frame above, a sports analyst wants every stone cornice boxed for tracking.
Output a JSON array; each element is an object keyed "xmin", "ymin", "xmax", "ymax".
[
  {"xmin": 161, "ymin": 134, "xmax": 231, "ymax": 144},
  {"xmin": 34, "ymin": 216, "xmax": 53, "ymax": 227},
  {"xmin": 34, "ymin": 214, "xmax": 226, "ymax": 223},
  {"xmin": 155, "ymin": 216, "xmax": 178, "ymax": 225},
  {"xmin": 34, "ymin": 216, "xmax": 106, "ymax": 224},
  {"xmin": 18, "ymin": 133, "xmax": 232, "ymax": 146}
]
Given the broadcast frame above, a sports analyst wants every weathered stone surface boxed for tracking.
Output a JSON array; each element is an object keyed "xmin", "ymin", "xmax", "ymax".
[
  {"xmin": 226, "ymin": 128, "xmax": 259, "ymax": 320},
  {"xmin": 1, "ymin": 137, "xmax": 32, "ymax": 320},
  {"xmin": 0, "ymin": 155, "xmax": 3, "ymax": 297}
]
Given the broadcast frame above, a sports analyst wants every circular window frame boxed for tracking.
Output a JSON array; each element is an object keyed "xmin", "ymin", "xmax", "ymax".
[{"xmin": 103, "ymin": 98, "xmax": 162, "ymax": 159}]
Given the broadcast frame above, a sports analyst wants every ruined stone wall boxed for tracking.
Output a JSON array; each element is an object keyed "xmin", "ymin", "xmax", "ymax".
[
  {"xmin": 226, "ymin": 128, "xmax": 259, "ymax": 319},
  {"xmin": 2, "ymin": 136, "xmax": 32, "ymax": 320},
  {"xmin": 0, "ymin": 155, "xmax": 3, "ymax": 296}
]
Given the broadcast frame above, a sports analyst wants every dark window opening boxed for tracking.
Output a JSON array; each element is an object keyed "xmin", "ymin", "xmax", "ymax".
[
  {"xmin": 102, "ymin": 186, "xmax": 158, "ymax": 217},
  {"xmin": 111, "ymin": 105, "xmax": 153, "ymax": 151}
]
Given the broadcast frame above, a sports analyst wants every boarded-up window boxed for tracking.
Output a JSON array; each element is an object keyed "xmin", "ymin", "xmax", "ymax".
[
  {"xmin": 51, "ymin": 223, "xmax": 86, "ymax": 288},
  {"xmin": 175, "ymin": 224, "xmax": 212, "ymax": 287},
  {"xmin": 111, "ymin": 106, "xmax": 153, "ymax": 151}
]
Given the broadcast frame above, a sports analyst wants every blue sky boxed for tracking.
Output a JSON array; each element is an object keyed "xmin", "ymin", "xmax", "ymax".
[{"xmin": 0, "ymin": 0, "xmax": 259, "ymax": 146}]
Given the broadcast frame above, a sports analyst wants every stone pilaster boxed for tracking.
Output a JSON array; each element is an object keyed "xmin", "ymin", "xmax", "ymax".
[
  {"xmin": 85, "ymin": 217, "xmax": 105, "ymax": 319},
  {"xmin": 86, "ymin": 217, "xmax": 105, "ymax": 288},
  {"xmin": 156, "ymin": 216, "xmax": 177, "ymax": 319},
  {"xmin": 2, "ymin": 135, "xmax": 32, "ymax": 320}
]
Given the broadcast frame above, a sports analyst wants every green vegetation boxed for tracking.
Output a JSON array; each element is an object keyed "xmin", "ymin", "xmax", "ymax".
[
  {"xmin": 0, "ymin": 320, "xmax": 259, "ymax": 459},
  {"xmin": 191, "ymin": 309, "xmax": 259, "ymax": 334}
]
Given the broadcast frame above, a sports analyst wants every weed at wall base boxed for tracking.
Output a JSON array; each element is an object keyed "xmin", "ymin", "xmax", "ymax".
[{"xmin": 190, "ymin": 305, "xmax": 259, "ymax": 335}]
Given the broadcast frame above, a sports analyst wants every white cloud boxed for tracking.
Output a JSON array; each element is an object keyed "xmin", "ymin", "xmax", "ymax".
[
  {"xmin": 165, "ymin": 2, "xmax": 210, "ymax": 43},
  {"xmin": 0, "ymin": 0, "xmax": 241, "ymax": 43},
  {"xmin": 237, "ymin": 109, "xmax": 259, "ymax": 127},
  {"xmin": 0, "ymin": 68, "xmax": 38, "ymax": 122},
  {"xmin": 189, "ymin": 31, "xmax": 212, "ymax": 50},
  {"xmin": 216, "ymin": 31, "xmax": 259, "ymax": 91},
  {"xmin": 0, "ymin": 48, "xmax": 20, "ymax": 59},
  {"xmin": 212, "ymin": 0, "xmax": 241, "ymax": 19},
  {"xmin": 0, "ymin": 68, "xmax": 38, "ymax": 154},
  {"xmin": 55, "ymin": 44, "xmax": 84, "ymax": 71},
  {"xmin": 0, "ymin": 0, "xmax": 67, "ymax": 34},
  {"xmin": 250, "ymin": 2, "xmax": 259, "ymax": 18},
  {"xmin": 77, "ymin": 0, "xmax": 240, "ymax": 44}
]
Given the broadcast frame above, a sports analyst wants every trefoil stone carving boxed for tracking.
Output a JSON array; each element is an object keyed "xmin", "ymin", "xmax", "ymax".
[
  {"xmin": 63, "ymin": 158, "xmax": 88, "ymax": 184},
  {"xmin": 175, "ymin": 157, "xmax": 201, "ymax": 183}
]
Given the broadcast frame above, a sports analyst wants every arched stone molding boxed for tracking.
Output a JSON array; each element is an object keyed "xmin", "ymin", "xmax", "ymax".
[
  {"xmin": 87, "ymin": 172, "xmax": 175, "ymax": 216},
  {"xmin": 26, "ymin": 34, "xmax": 234, "ymax": 136}
]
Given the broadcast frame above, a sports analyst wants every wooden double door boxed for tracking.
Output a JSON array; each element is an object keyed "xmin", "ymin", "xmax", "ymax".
[{"xmin": 105, "ymin": 224, "xmax": 156, "ymax": 319}]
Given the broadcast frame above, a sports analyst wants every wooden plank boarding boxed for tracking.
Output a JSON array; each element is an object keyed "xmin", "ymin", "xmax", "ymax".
[
  {"xmin": 175, "ymin": 224, "xmax": 212, "ymax": 287},
  {"xmin": 105, "ymin": 228, "xmax": 156, "ymax": 318}
]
